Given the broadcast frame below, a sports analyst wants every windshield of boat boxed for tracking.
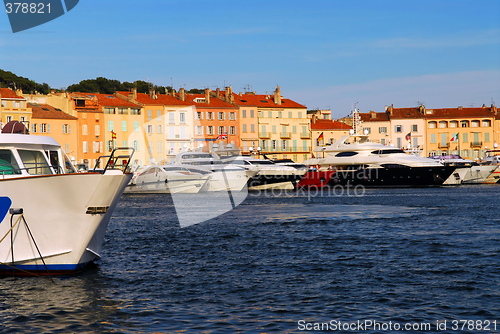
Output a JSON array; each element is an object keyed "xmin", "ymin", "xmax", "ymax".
[
  {"xmin": 18, "ymin": 149, "xmax": 53, "ymax": 175},
  {"xmin": 181, "ymin": 153, "xmax": 213, "ymax": 159},
  {"xmin": 0, "ymin": 149, "xmax": 21, "ymax": 175}
]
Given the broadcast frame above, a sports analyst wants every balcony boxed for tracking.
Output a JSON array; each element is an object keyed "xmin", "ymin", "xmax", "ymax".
[
  {"xmin": 438, "ymin": 143, "xmax": 449, "ymax": 149},
  {"xmin": 470, "ymin": 141, "xmax": 483, "ymax": 148},
  {"xmin": 259, "ymin": 132, "xmax": 271, "ymax": 139},
  {"xmin": 300, "ymin": 132, "xmax": 311, "ymax": 139},
  {"xmin": 280, "ymin": 132, "xmax": 292, "ymax": 139}
]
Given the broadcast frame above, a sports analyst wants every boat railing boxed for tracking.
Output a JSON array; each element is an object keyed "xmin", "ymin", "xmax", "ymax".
[
  {"xmin": 93, "ymin": 147, "xmax": 135, "ymax": 174},
  {"xmin": 0, "ymin": 164, "xmax": 64, "ymax": 179}
]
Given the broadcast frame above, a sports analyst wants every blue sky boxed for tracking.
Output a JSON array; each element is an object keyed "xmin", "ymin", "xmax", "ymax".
[{"xmin": 1, "ymin": 0, "xmax": 499, "ymax": 119}]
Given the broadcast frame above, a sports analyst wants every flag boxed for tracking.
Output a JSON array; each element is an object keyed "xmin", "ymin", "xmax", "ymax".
[
  {"xmin": 450, "ymin": 133, "xmax": 458, "ymax": 142},
  {"xmin": 317, "ymin": 132, "xmax": 324, "ymax": 145},
  {"xmin": 405, "ymin": 132, "xmax": 411, "ymax": 141},
  {"xmin": 216, "ymin": 133, "xmax": 227, "ymax": 140},
  {"xmin": 111, "ymin": 130, "xmax": 116, "ymax": 139}
]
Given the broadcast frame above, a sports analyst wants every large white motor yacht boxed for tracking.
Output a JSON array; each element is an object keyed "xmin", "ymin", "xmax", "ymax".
[
  {"xmin": 124, "ymin": 164, "xmax": 210, "ymax": 194},
  {"xmin": 304, "ymin": 135, "xmax": 456, "ymax": 187},
  {"xmin": 0, "ymin": 130, "xmax": 133, "ymax": 276},
  {"xmin": 175, "ymin": 151, "xmax": 256, "ymax": 192},
  {"xmin": 214, "ymin": 146, "xmax": 307, "ymax": 190}
]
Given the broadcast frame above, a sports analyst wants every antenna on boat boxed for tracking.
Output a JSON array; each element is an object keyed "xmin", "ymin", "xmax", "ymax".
[{"xmin": 352, "ymin": 103, "xmax": 362, "ymax": 135}]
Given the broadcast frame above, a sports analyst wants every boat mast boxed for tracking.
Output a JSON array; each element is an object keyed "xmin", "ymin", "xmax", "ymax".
[{"xmin": 352, "ymin": 103, "xmax": 362, "ymax": 135}]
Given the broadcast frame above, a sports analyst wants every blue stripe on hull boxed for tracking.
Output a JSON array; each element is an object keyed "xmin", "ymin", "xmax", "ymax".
[{"xmin": 0, "ymin": 262, "xmax": 91, "ymax": 276}]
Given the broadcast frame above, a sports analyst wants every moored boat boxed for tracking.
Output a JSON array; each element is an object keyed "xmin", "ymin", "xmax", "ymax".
[
  {"xmin": 302, "ymin": 107, "xmax": 456, "ymax": 187},
  {"xmin": 0, "ymin": 128, "xmax": 133, "ymax": 276},
  {"xmin": 124, "ymin": 164, "xmax": 210, "ymax": 194},
  {"xmin": 428, "ymin": 155, "xmax": 496, "ymax": 185}
]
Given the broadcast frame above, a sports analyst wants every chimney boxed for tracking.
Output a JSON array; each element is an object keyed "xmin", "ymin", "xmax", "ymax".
[
  {"xmin": 418, "ymin": 105, "xmax": 426, "ymax": 114},
  {"xmin": 205, "ymin": 88, "xmax": 210, "ymax": 104},
  {"xmin": 216, "ymin": 88, "xmax": 220, "ymax": 99},
  {"xmin": 149, "ymin": 87, "xmax": 156, "ymax": 99},
  {"xmin": 274, "ymin": 86, "xmax": 282, "ymax": 105},
  {"xmin": 225, "ymin": 86, "xmax": 233, "ymax": 103},
  {"xmin": 312, "ymin": 114, "xmax": 317, "ymax": 124},
  {"xmin": 492, "ymin": 104, "xmax": 498, "ymax": 115},
  {"xmin": 179, "ymin": 88, "xmax": 185, "ymax": 101},
  {"xmin": 387, "ymin": 104, "xmax": 394, "ymax": 116},
  {"xmin": 132, "ymin": 88, "xmax": 137, "ymax": 101},
  {"xmin": 172, "ymin": 89, "xmax": 177, "ymax": 97},
  {"xmin": 370, "ymin": 111, "xmax": 376, "ymax": 119},
  {"xmin": 16, "ymin": 89, "xmax": 23, "ymax": 97}
]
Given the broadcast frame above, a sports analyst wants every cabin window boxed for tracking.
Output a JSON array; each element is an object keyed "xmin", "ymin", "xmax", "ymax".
[
  {"xmin": 335, "ymin": 151, "xmax": 358, "ymax": 157},
  {"xmin": 0, "ymin": 149, "xmax": 21, "ymax": 175},
  {"xmin": 18, "ymin": 150, "xmax": 52, "ymax": 175}
]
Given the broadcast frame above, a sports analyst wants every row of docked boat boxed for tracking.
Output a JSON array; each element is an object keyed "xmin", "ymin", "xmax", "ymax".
[{"xmin": 124, "ymin": 148, "xmax": 309, "ymax": 194}]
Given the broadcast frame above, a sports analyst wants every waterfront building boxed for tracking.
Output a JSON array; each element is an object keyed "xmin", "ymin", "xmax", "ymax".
[
  {"xmin": 29, "ymin": 103, "xmax": 78, "ymax": 162},
  {"xmin": 184, "ymin": 88, "xmax": 240, "ymax": 154},
  {"xmin": 70, "ymin": 93, "xmax": 144, "ymax": 168},
  {"xmin": 310, "ymin": 115, "xmax": 352, "ymax": 153},
  {"xmin": 227, "ymin": 87, "xmax": 309, "ymax": 162},
  {"xmin": 357, "ymin": 111, "xmax": 391, "ymax": 145},
  {"xmin": 116, "ymin": 88, "xmax": 194, "ymax": 165},
  {"xmin": 0, "ymin": 88, "xmax": 31, "ymax": 127},
  {"xmin": 386, "ymin": 105, "xmax": 427, "ymax": 152},
  {"xmin": 423, "ymin": 105, "xmax": 497, "ymax": 159},
  {"xmin": 217, "ymin": 86, "xmax": 259, "ymax": 155}
]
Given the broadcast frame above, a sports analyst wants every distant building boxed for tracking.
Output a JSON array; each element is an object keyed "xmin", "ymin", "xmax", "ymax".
[
  {"xmin": 29, "ymin": 103, "xmax": 78, "ymax": 162},
  {"xmin": 0, "ymin": 88, "xmax": 31, "ymax": 128}
]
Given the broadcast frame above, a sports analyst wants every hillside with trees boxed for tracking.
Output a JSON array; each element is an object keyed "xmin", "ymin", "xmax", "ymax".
[
  {"xmin": 0, "ymin": 69, "xmax": 207, "ymax": 95},
  {"xmin": 0, "ymin": 69, "xmax": 51, "ymax": 94}
]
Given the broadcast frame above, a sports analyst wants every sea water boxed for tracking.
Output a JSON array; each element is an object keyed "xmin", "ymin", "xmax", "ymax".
[{"xmin": 1, "ymin": 185, "xmax": 500, "ymax": 333}]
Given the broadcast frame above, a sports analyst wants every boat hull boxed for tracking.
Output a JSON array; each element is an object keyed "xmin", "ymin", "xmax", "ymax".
[
  {"xmin": 296, "ymin": 170, "xmax": 336, "ymax": 189},
  {"xmin": 247, "ymin": 170, "xmax": 305, "ymax": 190},
  {"xmin": 0, "ymin": 172, "xmax": 132, "ymax": 276},
  {"xmin": 326, "ymin": 166, "xmax": 456, "ymax": 187},
  {"xmin": 482, "ymin": 166, "xmax": 500, "ymax": 184}
]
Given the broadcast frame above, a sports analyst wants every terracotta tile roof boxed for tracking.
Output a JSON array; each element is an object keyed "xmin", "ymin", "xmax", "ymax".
[
  {"xmin": 359, "ymin": 112, "xmax": 390, "ymax": 122},
  {"xmin": 423, "ymin": 107, "xmax": 496, "ymax": 119},
  {"xmin": 390, "ymin": 107, "xmax": 425, "ymax": 119},
  {"xmin": 311, "ymin": 119, "xmax": 352, "ymax": 130},
  {"xmin": 29, "ymin": 103, "xmax": 77, "ymax": 120},
  {"xmin": 117, "ymin": 91, "xmax": 192, "ymax": 106},
  {"xmin": 0, "ymin": 88, "xmax": 25, "ymax": 100},
  {"xmin": 230, "ymin": 92, "xmax": 307, "ymax": 109},
  {"xmin": 185, "ymin": 94, "xmax": 237, "ymax": 109},
  {"xmin": 71, "ymin": 92, "xmax": 141, "ymax": 108}
]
